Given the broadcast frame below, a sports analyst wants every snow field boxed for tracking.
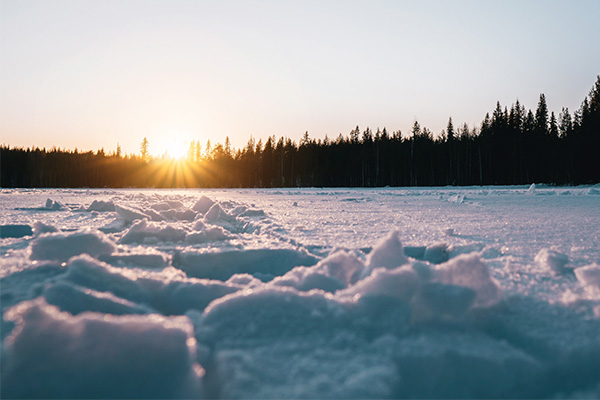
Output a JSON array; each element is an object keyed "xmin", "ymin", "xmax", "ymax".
[{"xmin": 1, "ymin": 186, "xmax": 600, "ymax": 398}]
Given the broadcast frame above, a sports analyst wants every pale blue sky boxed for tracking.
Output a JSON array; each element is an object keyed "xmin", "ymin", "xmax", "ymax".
[{"xmin": 1, "ymin": 0, "xmax": 599, "ymax": 156}]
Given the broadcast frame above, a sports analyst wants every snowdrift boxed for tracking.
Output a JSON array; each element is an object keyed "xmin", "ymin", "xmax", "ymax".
[{"xmin": 1, "ymin": 187, "xmax": 600, "ymax": 398}]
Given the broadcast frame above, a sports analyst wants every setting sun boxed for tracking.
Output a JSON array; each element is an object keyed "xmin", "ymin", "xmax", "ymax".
[{"xmin": 165, "ymin": 139, "xmax": 187, "ymax": 160}]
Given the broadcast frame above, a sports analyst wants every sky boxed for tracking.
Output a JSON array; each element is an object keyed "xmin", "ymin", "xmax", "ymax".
[{"xmin": 1, "ymin": 0, "xmax": 599, "ymax": 157}]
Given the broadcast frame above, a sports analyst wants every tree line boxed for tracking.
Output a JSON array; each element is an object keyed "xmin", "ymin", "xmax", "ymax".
[{"xmin": 2, "ymin": 76, "xmax": 599, "ymax": 188}]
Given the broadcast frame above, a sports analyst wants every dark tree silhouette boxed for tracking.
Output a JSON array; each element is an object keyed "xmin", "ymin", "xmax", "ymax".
[{"xmin": 2, "ymin": 76, "xmax": 599, "ymax": 188}]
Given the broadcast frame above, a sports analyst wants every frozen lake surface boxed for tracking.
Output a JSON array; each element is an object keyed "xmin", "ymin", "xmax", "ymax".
[{"xmin": 1, "ymin": 185, "xmax": 600, "ymax": 398}]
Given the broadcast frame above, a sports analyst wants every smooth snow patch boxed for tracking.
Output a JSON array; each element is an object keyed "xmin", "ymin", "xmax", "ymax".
[
  {"xmin": 0, "ymin": 224, "xmax": 32, "ymax": 238},
  {"xmin": 176, "ymin": 248, "xmax": 319, "ymax": 281}
]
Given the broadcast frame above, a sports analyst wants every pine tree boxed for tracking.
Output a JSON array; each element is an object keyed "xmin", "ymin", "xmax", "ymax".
[
  {"xmin": 446, "ymin": 117, "xmax": 455, "ymax": 141},
  {"xmin": 187, "ymin": 141, "xmax": 196, "ymax": 162},
  {"xmin": 549, "ymin": 112, "xmax": 559, "ymax": 138},
  {"xmin": 224, "ymin": 136, "xmax": 232, "ymax": 157},
  {"xmin": 558, "ymin": 108, "xmax": 572, "ymax": 138},
  {"xmin": 140, "ymin": 137, "xmax": 150, "ymax": 161},
  {"xmin": 535, "ymin": 94, "xmax": 549, "ymax": 136},
  {"xmin": 205, "ymin": 140, "xmax": 212, "ymax": 160},
  {"xmin": 195, "ymin": 141, "xmax": 202, "ymax": 162}
]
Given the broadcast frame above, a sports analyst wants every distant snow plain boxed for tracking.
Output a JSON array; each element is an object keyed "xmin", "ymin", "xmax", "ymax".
[{"xmin": 1, "ymin": 185, "xmax": 600, "ymax": 398}]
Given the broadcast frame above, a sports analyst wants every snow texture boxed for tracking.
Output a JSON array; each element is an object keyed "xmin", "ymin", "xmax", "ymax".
[
  {"xmin": 1, "ymin": 186, "xmax": 600, "ymax": 399},
  {"xmin": 30, "ymin": 229, "xmax": 116, "ymax": 262}
]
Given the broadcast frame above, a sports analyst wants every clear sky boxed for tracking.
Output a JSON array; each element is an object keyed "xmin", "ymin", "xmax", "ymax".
[{"xmin": 1, "ymin": 0, "xmax": 599, "ymax": 157}]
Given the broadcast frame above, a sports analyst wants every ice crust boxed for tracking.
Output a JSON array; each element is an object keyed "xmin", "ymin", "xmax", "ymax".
[{"xmin": 2, "ymin": 187, "xmax": 600, "ymax": 398}]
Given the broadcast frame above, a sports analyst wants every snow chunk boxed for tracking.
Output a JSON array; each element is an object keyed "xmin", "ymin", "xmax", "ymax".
[
  {"xmin": 448, "ymin": 194, "xmax": 465, "ymax": 204},
  {"xmin": 30, "ymin": 229, "xmax": 116, "ymax": 262},
  {"xmin": 192, "ymin": 195, "xmax": 215, "ymax": 214},
  {"xmin": 63, "ymin": 255, "xmax": 149, "ymax": 303},
  {"xmin": 44, "ymin": 281, "xmax": 151, "ymax": 315},
  {"xmin": 2, "ymin": 298, "xmax": 202, "ymax": 399},
  {"xmin": 201, "ymin": 287, "xmax": 343, "ymax": 343},
  {"xmin": 433, "ymin": 253, "xmax": 501, "ymax": 307},
  {"xmin": 587, "ymin": 188, "xmax": 600, "ymax": 195},
  {"xmin": 185, "ymin": 226, "xmax": 230, "ymax": 243},
  {"xmin": 317, "ymin": 250, "xmax": 365, "ymax": 286},
  {"xmin": 87, "ymin": 200, "xmax": 115, "ymax": 212},
  {"xmin": 0, "ymin": 224, "xmax": 32, "ymax": 238},
  {"xmin": 176, "ymin": 248, "xmax": 319, "ymax": 281},
  {"xmin": 119, "ymin": 219, "xmax": 187, "ymax": 244},
  {"xmin": 526, "ymin": 183, "xmax": 536, "ymax": 195},
  {"xmin": 43, "ymin": 198, "xmax": 66, "ymax": 210},
  {"xmin": 151, "ymin": 200, "xmax": 184, "ymax": 211},
  {"xmin": 338, "ymin": 266, "xmax": 420, "ymax": 303},
  {"xmin": 159, "ymin": 209, "xmax": 197, "ymax": 221},
  {"xmin": 114, "ymin": 204, "xmax": 150, "ymax": 223},
  {"xmin": 574, "ymin": 264, "xmax": 600, "ymax": 294},
  {"xmin": 366, "ymin": 231, "xmax": 409, "ymax": 270},
  {"xmin": 192, "ymin": 220, "xmax": 207, "ymax": 230},
  {"xmin": 270, "ymin": 265, "xmax": 345, "ymax": 293},
  {"xmin": 535, "ymin": 248, "xmax": 570, "ymax": 274},
  {"xmin": 271, "ymin": 250, "xmax": 364, "ymax": 292},
  {"xmin": 204, "ymin": 203, "xmax": 235, "ymax": 224},
  {"xmin": 32, "ymin": 221, "xmax": 59, "ymax": 236}
]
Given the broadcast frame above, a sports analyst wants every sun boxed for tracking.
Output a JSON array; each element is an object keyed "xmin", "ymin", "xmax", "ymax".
[{"xmin": 165, "ymin": 140, "xmax": 186, "ymax": 160}]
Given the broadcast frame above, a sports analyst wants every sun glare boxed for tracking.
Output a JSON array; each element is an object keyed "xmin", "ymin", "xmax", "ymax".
[{"xmin": 165, "ymin": 140, "xmax": 186, "ymax": 160}]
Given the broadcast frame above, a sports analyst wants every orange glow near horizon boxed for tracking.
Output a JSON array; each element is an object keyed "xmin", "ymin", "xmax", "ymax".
[
  {"xmin": 151, "ymin": 135, "xmax": 192, "ymax": 161},
  {"xmin": 142, "ymin": 158, "xmax": 202, "ymax": 188},
  {"xmin": 165, "ymin": 140, "xmax": 187, "ymax": 160}
]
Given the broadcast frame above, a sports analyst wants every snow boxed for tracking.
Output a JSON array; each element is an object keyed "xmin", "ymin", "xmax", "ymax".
[
  {"xmin": 114, "ymin": 204, "xmax": 151, "ymax": 223},
  {"xmin": 192, "ymin": 195, "xmax": 215, "ymax": 214},
  {"xmin": 30, "ymin": 229, "xmax": 116, "ymax": 262},
  {"xmin": 87, "ymin": 199, "xmax": 115, "ymax": 212},
  {"xmin": 2, "ymin": 298, "xmax": 202, "ymax": 399},
  {"xmin": 535, "ymin": 248, "xmax": 571, "ymax": 274},
  {"xmin": 1, "ymin": 186, "xmax": 600, "ymax": 398},
  {"xmin": 119, "ymin": 219, "xmax": 187, "ymax": 244},
  {"xmin": 0, "ymin": 224, "xmax": 32, "ymax": 238}
]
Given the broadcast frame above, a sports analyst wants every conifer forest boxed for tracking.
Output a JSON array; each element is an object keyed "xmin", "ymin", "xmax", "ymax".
[{"xmin": 2, "ymin": 76, "xmax": 599, "ymax": 188}]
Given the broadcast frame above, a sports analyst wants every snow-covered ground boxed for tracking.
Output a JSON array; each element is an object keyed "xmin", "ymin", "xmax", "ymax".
[{"xmin": 1, "ymin": 185, "xmax": 600, "ymax": 398}]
